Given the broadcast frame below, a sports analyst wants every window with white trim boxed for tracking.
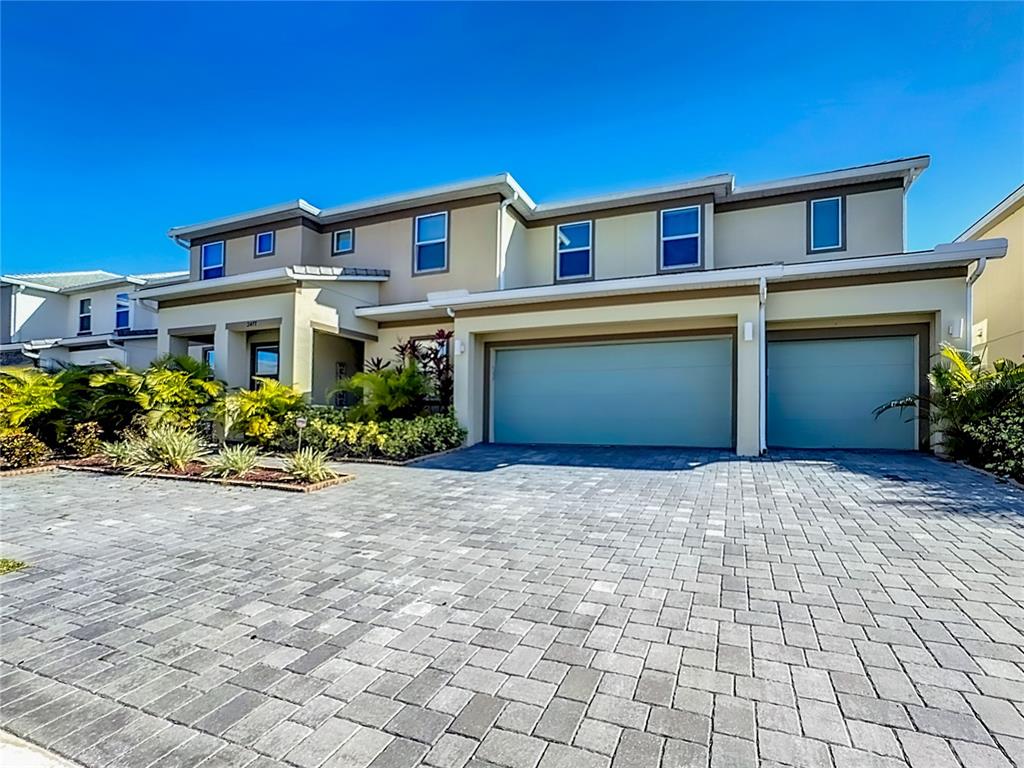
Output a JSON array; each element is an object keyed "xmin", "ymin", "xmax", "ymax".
[
  {"xmin": 115, "ymin": 292, "xmax": 130, "ymax": 330},
  {"xmin": 810, "ymin": 197, "xmax": 843, "ymax": 251},
  {"xmin": 201, "ymin": 241, "xmax": 225, "ymax": 279},
  {"xmin": 556, "ymin": 221, "xmax": 592, "ymax": 280},
  {"xmin": 333, "ymin": 228, "xmax": 354, "ymax": 254},
  {"xmin": 660, "ymin": 206, "xmax": 701, "ymax": 269},
  {"xmin": 78, "ymin": 298, "xmax": 92, "ymax": 334},
  {"xmin": 255, "ymin": 231, "xmax": 274, "ymax": 257},
  {"xmin": 414, "ymin": 213, "xmax": 448, "ymax": 273}
]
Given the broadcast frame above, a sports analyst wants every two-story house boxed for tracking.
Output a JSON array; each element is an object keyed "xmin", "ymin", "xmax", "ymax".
[
  {"xmin": 136, "ymin": 156, "xmax": 1007, "ymax": 455},
  {"xmin": 1, "ymin": 270, "xmax": 187, "ymax": 369}
]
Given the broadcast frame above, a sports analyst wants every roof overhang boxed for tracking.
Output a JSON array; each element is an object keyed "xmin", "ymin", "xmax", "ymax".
[
  {"xmin": 729, "ymin": 155, "xmax": 930, "ymax": 203},
  {"xmin": 956, "ymin": 184, "xmax": 1024, "ymax": 242},
  {"xmin": 0, "ymin": 276, "xmax": 61, "ymax": 293},
  {"xmin": 355, "ymin": 238, "xmax": 1005, "ymax": 322},
  {"xmin": 134, "ymin": 265, "xmax": 389, "ymax": 302}
]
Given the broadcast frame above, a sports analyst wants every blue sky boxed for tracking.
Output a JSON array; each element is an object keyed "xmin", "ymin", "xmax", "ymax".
[{"xmin": 2, "ymin": 2, "xmax": 1021, "ymax": 275}]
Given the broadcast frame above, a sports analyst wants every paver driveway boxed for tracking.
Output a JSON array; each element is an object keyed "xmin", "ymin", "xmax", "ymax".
[{"xmin": 2, "ymin": 446, "xmax": 1024, "ymax": 768}]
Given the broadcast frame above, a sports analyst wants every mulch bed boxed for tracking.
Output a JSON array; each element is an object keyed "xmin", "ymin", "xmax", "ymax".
[
  {"xmin": 58, "ymin": 456, "xmax": 350, "ymax": 493},
  {"xmin": 0, "ymin": 464, "xmax": 56, "ymax": 478}
]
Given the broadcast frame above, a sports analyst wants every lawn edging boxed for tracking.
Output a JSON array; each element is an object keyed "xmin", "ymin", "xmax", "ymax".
[
  {"xmin": 0, "ymin": 465, "xmax": 56, "ymax": 478},
  {"xmin": 57, "ymin": 463, "xmax": 352, "ymax": 493}
]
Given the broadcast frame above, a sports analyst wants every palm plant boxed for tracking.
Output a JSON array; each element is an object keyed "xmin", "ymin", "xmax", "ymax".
[
  {"xmin": 330, "ymin": 359, "xmax": 431, "ymax": 421},
  {"xmin": 875, "ymin": 344, "xmax": 1024, "ymax": 458},
  {"xmin": 0, "ymin": 365, "xmax": 94, "ymax": 445},
  {"xmin": 215, "ymin": 377, "xmax": 305, "ymax": 445},
  {"xmin": 90, "ymin": 354, "xmax": 223, "ymax": 431}
]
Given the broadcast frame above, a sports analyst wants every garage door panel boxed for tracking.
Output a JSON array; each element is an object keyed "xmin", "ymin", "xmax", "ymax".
[
  {"xmin": 492, "ymin": 338, "xmax": 733, "ymax": 447},
  {"xmin": 767, "ymin": 336, "xmax": 917, "ymax": 450}
]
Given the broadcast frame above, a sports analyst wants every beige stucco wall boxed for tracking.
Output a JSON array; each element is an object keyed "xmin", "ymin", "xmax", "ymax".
[
  {"xmin": 365, "ymin": 320, "xmax": 454, "ymax": 368},
  {"xmin": 715, "ymin": 188, "xmax": 905, "ymax": 268},
  {"xmin": 311, "ymin": 333, "xmax": 361, "ymax": 405},
  {"xmin": 329, "ymin": 203, "xmax": 499, "ymax": 305},
  {"xmin": 968, "ymin": 204, "xmax": 1023, "ymax": 364},
  {"xmin": 594, "ymin": 212, "xmax": 658, "ymax": 280},
  {"xmin": 189, "ymin": 225, "xmax": 310, "ymax": 280}
]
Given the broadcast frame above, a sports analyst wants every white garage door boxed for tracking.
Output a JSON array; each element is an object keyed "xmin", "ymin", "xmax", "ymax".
[
  {"xmin": 491, "ymin": 336, "xmax": 733, "ymax": 447},
  {"xmin": 767, "ymin": 336, "xmax": 918, "ymax": 450}
]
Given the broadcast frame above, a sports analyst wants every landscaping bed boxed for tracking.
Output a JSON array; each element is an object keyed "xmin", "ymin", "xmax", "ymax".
[{"xmin": 59, "ymin": 455, "xmax": 350, "ymax": 493}]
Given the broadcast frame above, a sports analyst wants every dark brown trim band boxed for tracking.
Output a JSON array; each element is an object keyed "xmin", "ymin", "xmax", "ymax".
[
  {"xmin": 771, "ymin": 266, "xmax": 967, "ymax": 293},
  {"xmin": 160, "ymin": 285, "xmax": 294, "ymax": 309},
  {"xmin": 193, "ymin": 219, "xmax": 305, "ymax": 248},
  {"xmin": 716, "ymin": 178, "xmax": 903, "ymax": 213},
  {"xmin": 516, "ymin": 193, "xmax": 716, "ymax": 229},
  {"xmin": 482, "ymin": 327, "xmax": 738, "ymax": 447},
  {"xmin": 766, "ymin": 322, "xmax": 931, "ymax": 450}
]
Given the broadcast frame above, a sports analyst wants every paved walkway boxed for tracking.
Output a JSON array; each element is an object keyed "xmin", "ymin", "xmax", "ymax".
[{"xmin": 2, "ymin": 447, "xmax": 1023, "ymax": 768}]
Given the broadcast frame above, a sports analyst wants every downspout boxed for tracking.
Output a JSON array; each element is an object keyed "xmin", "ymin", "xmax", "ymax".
[
  {"xmin": 758, "ymin": 277, "xmax": 767, "ymax": 455},
  {"xmin": 965, "ymin": 257, "xmax": 987, "ymax": 353},
  {"xmin": 497, "ymin": 194, "xmax": 518, "ymax": 291}
]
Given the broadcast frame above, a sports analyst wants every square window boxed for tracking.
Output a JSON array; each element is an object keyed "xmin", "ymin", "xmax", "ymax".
[
  {"xmin": 333, "ymin": 229, "xmax": 354, "ymax": 254},
  {"xmin": 255, "ymin": 231, "xmax": 274, "ymax": 256},
  {"xmin": 811, "ymin": 197, "xmax": 842, "ymax": 250},
  {"xmin": 556, "ymin": 221, "xmax": 592, "ymax": 280},
  {"xmin": 414, "ymin": 212, "xmax": 448, "ymax": 273},
  {"xmin": 201, "ymin": 241, "xmax": 225, "ymax": 279},
  {"xmin": 660, "ymin": 206, "xmax": 701, "ymax": 270}
]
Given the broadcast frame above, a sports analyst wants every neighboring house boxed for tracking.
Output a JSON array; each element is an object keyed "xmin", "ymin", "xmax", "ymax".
[
  {"xmin": 135, "ymin": 155, "xmax": 1006, "ymax": 456},
  {"xmin": 0, "ymin": 270, "xmax": 188, "ymax": 370},
  {"xmin": 957, "ymin": 184, "xmax": 1023, "ymax": 365}
]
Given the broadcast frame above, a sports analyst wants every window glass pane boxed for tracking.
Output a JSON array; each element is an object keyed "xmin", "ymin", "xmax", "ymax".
[
  {"xmin": 202, "ymin": 241, "xmax": 224, "ymax": 266},
  {"xmin": 334, "ymin": 230, "xmax": 353, "ymax": 252},
  {"xmin": 559, "ymin": 249, "xmax": 591, "ymax": 278},
  {"xmin": 204, "ymin": 349, "xmax": 215, "ymax": 368},
  {"xmin": 116, "ymin": 292, "xmax": 129, "ymax": 308},
  {"xmin": 416, "ymin": 213, "xmax": 447, "ymax": 243},
  {"xmin": 254, "ymin": 348, "xmax": 279, "ymax": 376},
  {"xmin": 202, "ymin": 265, "xmax": 224, "ymax": 279},
  {"xmin": 557, "ymin": 222, "xmax": 591, "ymax": 251},
  {"xmin": 116, "ymin": 309, "xmax": 129, "ymax": 329},
  {"xmin": 812, "ymin": 199, "xmax": 841, "ymax": 249},
  {"xmin": 662, "ymin": 237, "xmax": 700, "ymax": 268},
  {"xmin": 662, "ymin": 208, "xmax": 699, "ymax": 238},
  {"xmin": 79, "ymin": 315, "xmax": 91, "ymax": 332},
  {"xmin": 256, "ymin": 232, "xmax": 274, "ymax": 254},
  {"xmin": 416, "ymin": 241, "xmax": 447, "ymax": 271},
  {"xmin": 80, "ymin": 298, "xmax": 91, "ymax": 313}
]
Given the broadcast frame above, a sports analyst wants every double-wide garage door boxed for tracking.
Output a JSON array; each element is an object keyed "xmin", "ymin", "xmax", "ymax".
[
  {"xmin": 491, "ymin": 336, "xmax": 734, "ymax": 447},
  {"xmin": 767, "ymin": 335, "xmax": 918, "ymax": 450}
]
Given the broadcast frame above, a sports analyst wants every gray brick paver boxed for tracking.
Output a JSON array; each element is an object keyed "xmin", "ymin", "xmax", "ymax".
[{"xmin": 2, "ymin": 448, "xmax": 1023, "ymax": 767}]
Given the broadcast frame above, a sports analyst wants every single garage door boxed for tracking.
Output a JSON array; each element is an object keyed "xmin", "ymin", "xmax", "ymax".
[
  {"xmin": 491, "ymin": 336, "xmax": 733, "ymax": 447},
  {"xmin": 767, "ymin": 336, "xmax": 917, "ymax": 450}
]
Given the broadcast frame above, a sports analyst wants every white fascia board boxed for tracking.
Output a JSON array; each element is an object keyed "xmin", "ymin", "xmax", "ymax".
[
  {"xmin": 354, "ymin": 300, "xmax": 441, "ymax": 321},
  {"xmin": 730, "ymin": 156, "xmax": 931, "ymax": 201},
  {"xmin": 956, "ymin": 184, "xmax": 1024, "ymax": 242},
  {"xmin": 168, "ymin": 199, "xmax": 322, "ymax": 240},
  {"xmin": 59, "ymin": 276, "xmax": 146, "ymax": 294},
  {"xmin": 135, "ymin": 268, "xmax": 295, "ymax": 300}
]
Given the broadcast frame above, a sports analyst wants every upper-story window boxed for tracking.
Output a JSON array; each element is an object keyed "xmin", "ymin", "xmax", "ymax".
[
  {"xmin": 809, "ymin": 197, "xmax": 844, "ymax": 252},
  {"xmin": 115, "ymin": 293, "xmax": 130, "ymax": 330},
  {"xmin": 660, "ymin": 206, "xmax": 701, "ymax": 270},
  {"xmin": 333, "ymin": 229, "xmax": 355, "ymax": 255},
  {"xmin": 556, "ymin": 221, "xmax": 593, "ymax": 281},
  {"xmin": 414, "ymin": 212, "xmax": 448, "ymax": 273},
  {"xmin": 201, "ymin": 241, "xmax": 225, "ymax": 279},
  {"xmin": 78, "ymin": 298, "xmax": 92, "ymax": 334},
  {"xmin": 255, "ymin": 231, "xmax": 274, "ymax": 257}
]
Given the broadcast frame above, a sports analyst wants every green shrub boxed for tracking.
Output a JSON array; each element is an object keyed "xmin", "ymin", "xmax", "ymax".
[
  {"xmin": 332, "ymin": 360, "xmax": 431, "ymax": 422},
  {"xmin": 0, "ymin": 431, "xmax": 52, "ymax": 469},
  {"xmin": 100, "ymin": 438, "xmax": 146, "ymax": 468},
  {"xmin": 286, "ymin": 412, "xmax": 465, "ymax": 461},
  {"xmin": 68, "ymin": 422, "xmax": 103, "ymax": 457},
  {"xmin": 285, "ymin": 447, "xmax": 337, "ymax": 483},
  {"xmin": 204, "ymin": 445, "xmax": 261, "ymax": 478},
  {"xmin": 963, "ymin": 405, "xmax": 1024, "ymax": 482},
  {"xmin": 90, "ymin": 355, "xmax": 223, "ymax": 432},
  {"xmin": 104, "ymin": 425, "xmax": 206, "ymax": 474},
  {"xmin": 217, "ymin": 378, "xmax": 306, "ymax": 447},
  {"xmin": 0, "ymin": 366, "xmax": 94, "ymax": 446}
]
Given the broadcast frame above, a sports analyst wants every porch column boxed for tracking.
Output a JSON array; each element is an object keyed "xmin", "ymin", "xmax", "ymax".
[
  {"xmin": 452, "ymin": 324, "xmax": 484, "ymax": 444},
  {"xmin": 158, "ymin": 330, "xmax": 188, "ymax": 357},
  {"xmin": 735, "ymin": 301, "xmax": 761, "ymax": 457},
  {"xmin": 279, "ymin": 316, "xmax": 314, "ymax": 397},
  {"xmin": 213, "ymin": 325, "xmax": 248, "ymax": 389}
]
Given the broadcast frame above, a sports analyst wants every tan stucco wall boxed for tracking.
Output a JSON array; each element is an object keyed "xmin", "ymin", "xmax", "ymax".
[
  {"xmin": 594, "ymin": 212, "xmax": 658, "ymax": 280},
  {"xmin": 311, "ymin": 333, "xmax": 361, "ymax": 405},
  {"xmin": 189, "ymin": 225, "xmax": 311, "ymax": 280},
  {"xmin": 968, "ymin": 203, "xmax": 1023, "ymax": 364},
  {"xmin": 330, "ymin": 203, "xmax": 499, "ymax": 305},
  {"xmin": 715, "ymin": 188, "xmax": 905, "ymax": 268},
  {"xmin": 366, "ymin": 321, "xmax": 454, "ymax": 368}
]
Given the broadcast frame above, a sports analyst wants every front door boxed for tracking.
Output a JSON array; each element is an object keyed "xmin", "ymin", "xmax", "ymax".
[{"xmin": 250, "ymin": 343, "xmax": 280, "ymax": 389}]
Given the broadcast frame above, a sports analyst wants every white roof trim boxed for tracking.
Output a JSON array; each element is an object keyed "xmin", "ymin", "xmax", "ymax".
[
  {"xmin": 956, "ymin": 184, "xmax": 1024, "ymax": 242},
  {"xmin": 0, "ymin": 276, "xmax": 61, "ymax": 293},
  {"xmin": 168, "ymin": 199, "xmax": 321, "ymax": 239},
  {"xmin": 729, "ymin": 156, "xmax": 930, "ymax": 201},
  {"xmin": 355, "ymin": 239, "xmax": 1005, "ymax": 319},
  {"xmin": 135, "ymin": 265, "xmax": 388, "ymax": 301}
]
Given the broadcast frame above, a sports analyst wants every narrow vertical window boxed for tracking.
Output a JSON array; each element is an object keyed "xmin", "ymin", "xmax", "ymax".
[
  {"xmin": 414, "ymin": 212, "xmax": 448, "ymax": 273},
  {"xmin": 78, "ymin": 298, "xmax": 92, "ymax": 334},
  {"xmin": 556, "ymin": 221, "xmax": 592, "ymax": 280},
  {"xmin": 201, "ymin": 241, "xmax": 225, "ymax": 279},
  {"xmin": 115, "ymin": 292, "xmax": 130, "ymax": 330},
  {"xmin": 810, "ymin": 197, "xmax": 843, "ymax": 251},
  {"xmin": 255, "ymin": 231, "xmax": 274, "ymax": 257},
  {"xmin": 660, "ymin": 206, "xmax": 701, "ymax": 269}
]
